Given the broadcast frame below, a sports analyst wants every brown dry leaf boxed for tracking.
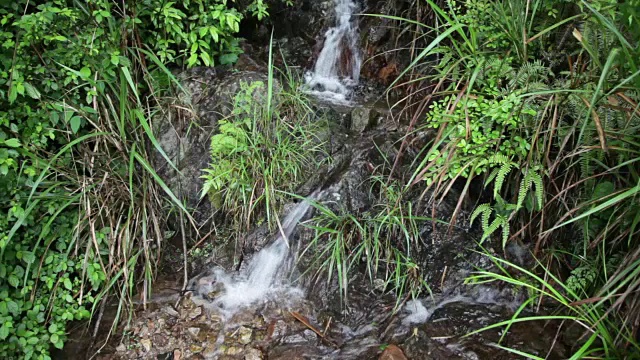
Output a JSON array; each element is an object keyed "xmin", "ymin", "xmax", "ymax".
[
  {"xmin": 379, "ymin": 345, "xmax": 408, "ymax": 360},
  {"xmin": 573, "ymin": 28, "xmax": 583, "ymax": 42}
]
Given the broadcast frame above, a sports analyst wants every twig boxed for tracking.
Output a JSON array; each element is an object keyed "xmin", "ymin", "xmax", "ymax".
[
  {"xmin": 180, "ymin": 206, "xmax": 188, "ymax": 293},
  {"xmin": 289, "ymin": 311, "xmax": 338, "ymax": 347}
]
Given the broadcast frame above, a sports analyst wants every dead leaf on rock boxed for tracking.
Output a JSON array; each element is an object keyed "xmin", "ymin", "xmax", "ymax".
[{"xmin": 379, "ymin": 345, "xmax": 408, "ymax": 360}]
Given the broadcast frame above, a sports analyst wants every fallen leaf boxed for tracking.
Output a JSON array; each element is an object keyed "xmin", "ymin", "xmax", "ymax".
[{"xmin": 380, "ymin": 345, "xmax": 407, "ymax": 360}]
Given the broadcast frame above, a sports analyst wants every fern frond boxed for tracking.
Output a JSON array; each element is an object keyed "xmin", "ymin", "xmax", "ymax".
[
  {"xmin": 485, "ymin": 167, "xmax": 500, "ymax": 187},
  {"xmin": 494, "ymin": 161, "xmax": 514, "ymax": 197},
  {"xmin": 470, "ymin": 203, "xmax": 491, "ymax": 226},
  {"xmin": 516, "ymin": 169, "xmax": 544, "ymax": 210},
  {"xmin": 488, "ymin": 153, "xmax": 511, "ymax": 165},
  {"xmin": 481, "ymin": 216, "xmax": 503, "ymax": 243},
  {"xmin": 509, "ymin": 60, "xmax": 551, "ymax": 90},
  {"xmin": 500, "ymin": 215, "xmax": 510, "ymax": 247}
]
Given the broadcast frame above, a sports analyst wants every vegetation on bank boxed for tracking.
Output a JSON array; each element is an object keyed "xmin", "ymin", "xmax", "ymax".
[
  {"xmin": 201, "ymin": 72, "xmax": 327, "ymax": 235},
  {"xmin": 0, "ymin": 0, "xmax": 287, "ymax": 358},
  {"xmin": 383, "ymin": 0, "xmax": 639, "ymax": 356}
]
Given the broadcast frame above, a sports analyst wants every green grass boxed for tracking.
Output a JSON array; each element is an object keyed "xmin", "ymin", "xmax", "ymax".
[
  {"xmin": 201, "ymin": 36, "xmax": 327, "ymax": 234},
  {"xmin": 300, "ymin": 175, "xmax": 445, "ymax": 306},
  {"xmin": 373, "ymin": 0, "xmax": 640, "ymax": 356}
]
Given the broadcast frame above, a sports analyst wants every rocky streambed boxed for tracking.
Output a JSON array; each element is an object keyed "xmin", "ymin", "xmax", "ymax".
[{"xmin": 74, "ymin": 72, "xmax": 573, "ymax": 358}]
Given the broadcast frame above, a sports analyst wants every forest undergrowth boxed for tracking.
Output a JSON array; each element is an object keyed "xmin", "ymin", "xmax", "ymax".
[{"xmin": 379, "ymin": 0, "xmax": 640, "ymax": 357}]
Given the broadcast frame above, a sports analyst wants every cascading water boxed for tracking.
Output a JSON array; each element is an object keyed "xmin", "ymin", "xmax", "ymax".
[
  {"xmin": 190, "ymin": 190, "xmax": 322, "ymax": 316},
  {"xmin": 305, "ymin": 0, "xmax": 362, "ymax": 104}
]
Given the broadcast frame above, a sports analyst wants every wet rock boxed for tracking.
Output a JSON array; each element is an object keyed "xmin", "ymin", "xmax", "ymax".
[
  {"xmin": 350, "ymin": 106, "xmax": 380, "ymax": 133},
  {"xmin": 270, "ymin": 320, "xmax": 288, "ymax": 339},
  {"xmin": 187, "ymin": 327, "xmax": 201, "ymax": 340},
  {"xmin": 268, "ymin": 344, "xmax": 327, "ymax": 359},
  {"xmin": 140, "ymin": 338, "xmax": 152, "ymax": 352},
  {"xmin": 238, "ymin": 326, "xmax": 253, "ymax": 345},
  {"xmin": 244, "ymin": 348, "xmax": 263, "ymax": 360},
  {"xmin": 380, "ymin": 345, "xmax": 408, "ymax": 360}
]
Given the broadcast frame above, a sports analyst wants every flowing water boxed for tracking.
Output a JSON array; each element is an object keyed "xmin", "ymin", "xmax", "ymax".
[
  {"xmin": 305, "ymin": 0, "xmax": 362, "ymax": 104},
  {"xmin": 190, "ymin": 190, "xmax": 322, "ymax": 317}
]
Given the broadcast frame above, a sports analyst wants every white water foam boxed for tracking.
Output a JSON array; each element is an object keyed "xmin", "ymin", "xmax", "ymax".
[
  {"xmin": 402, "ymin": 285, "xmax": 525, "ymax": 325},
  {"xmin": 305, "ymin": 0, "xmax": 362, "ymax": 104},
  {"xmin": 191, "ymin": 190, "xmax": 322, "ymax": 317}
]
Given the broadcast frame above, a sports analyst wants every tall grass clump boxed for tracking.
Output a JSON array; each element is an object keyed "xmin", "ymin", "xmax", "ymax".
[
  {"xmin": 201, "ymin": 60, "xmax": 327, "ymax": 234},
  {"xmin": 379, "ymin": 0, "xmax": 640, "ymax": 356},
  {"xmin": 301, "ymin": 175, "xmax": 443, "ymax": 305}
]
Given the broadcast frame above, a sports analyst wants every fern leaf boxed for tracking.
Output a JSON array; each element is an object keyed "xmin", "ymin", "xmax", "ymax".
[
  {"xmin": 481, "ymin": 216, "xmax": 503, "ymax": 243},
  {"xmin": 500, "ymin": 215, "xmax": 510, "ymax": 247},
  {"xmin": 494, "ymin": 161, "xmax": 514, "ymax": 197},
  {"xmin": 470, "ymin": 203, "xmax": 491, "ymax": 225}
]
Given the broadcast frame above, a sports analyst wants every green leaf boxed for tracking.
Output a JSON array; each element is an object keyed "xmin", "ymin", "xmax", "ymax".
[
  {"xmin": 6, "ymin": 300, "xmax": 18, "ymax": 316},
  {"xmin": 70, "ymin": 116, "xmax": 82, "ymax": 134},
  {"xmin": 200, "ymin": 51, "xmax": 212, "ymax": 66},
  {"xmin": 3, "ymin": 138, "xmax": 21, "ymax": 148},
  {"xmin": 21, "ymin": 251, "xmax": 35, "ymax": 264},
  {"xmin": 24, "ymin": 82, "xmax": 41, "ymax": 99},
  {"xmin": 63, "ymin": 278, "xmax": 72, "ymax": 290},
  {"xmin": 0, "ymin": 325, "xmax": 9, "ymax": 340},
  {"xmin": 8, "ymin": 85, "xmax": 17, "ymax": 103},
  {"xmin": 220, "ymin": 53, "xmax": 238, "ymax": 65},
  {"xmin": 79, "ymin": 67, "xmax": 91, "ymax": 79}
]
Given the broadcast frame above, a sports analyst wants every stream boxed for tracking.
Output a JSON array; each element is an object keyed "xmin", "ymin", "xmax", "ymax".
[{"xmin": 62, "ymin": 1, "xmax": 576, "ymax": 359}]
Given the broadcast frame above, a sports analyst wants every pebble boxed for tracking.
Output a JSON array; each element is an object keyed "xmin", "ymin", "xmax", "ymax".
[
  {"xmin": 189, "ymin": 306, "xmax": 203, "ymax": 320},
  {"xmin": 173, "ymin": 349, "xmax": 183, "ymax": 360},
  {"xmin": 238, "ymin": 326, "xmax": 253, "ymax": 344},
  {"xmin": 245, "ymin": 348, "xmax": 263, "ymax": 360},
  {"xmin": 226, "ymin": 346, "xmax": 244, "ymax": 356},
  {"xmin": 162, "ymin": 306, "xmax": 180, "ymax": 318},
  {"xmin": 187, "ymin": 327, "xmax": 201, "ymax": 340},
  {"xmin": 140, "ymin": 339, "xmax": 152, "ymax": 352}
]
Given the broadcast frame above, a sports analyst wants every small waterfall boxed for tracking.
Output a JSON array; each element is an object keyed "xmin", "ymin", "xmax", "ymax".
[
  {"xmin": 191, "ymin": 190, "xmax": 321, "ymax": 316},
  {"xmin": 305, "ymin": 0, "xmax": 362, "ymax": 103}
]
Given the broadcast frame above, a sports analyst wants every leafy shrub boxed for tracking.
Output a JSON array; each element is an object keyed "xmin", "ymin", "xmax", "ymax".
[
  {"xmin": 422, "ymin": 90, "xmax": 535, "ymax": 183},
  {"xmin": 0, "ymin": 197, "xmax": 104, "ymax": 359},
  {"xmin": 138, "ymin": 0, "xmax": 291, "ymax": 67},
  {"xmin": 395, "ymin": 0, "xmax": 640, "ymax": 356},
  {"xmin": 0, "ymin": 0, "xmax": 283, "ymax": 358},
  {"xmin": 202, "ymin": 79, "xmax": 326, "ymax": 232}
]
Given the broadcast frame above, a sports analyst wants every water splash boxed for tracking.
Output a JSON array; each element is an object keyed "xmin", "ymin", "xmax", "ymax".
[
  {"xmin": 402, "ymin": 285, "xmax": 525, "ymax": 326},
  {"xmin": 305, "ymin": 0, "xmax": 362, "ymax": 104},
  {"xmin": 190, "ymin": 190, "xmax": 322, "ymax": 317}
]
